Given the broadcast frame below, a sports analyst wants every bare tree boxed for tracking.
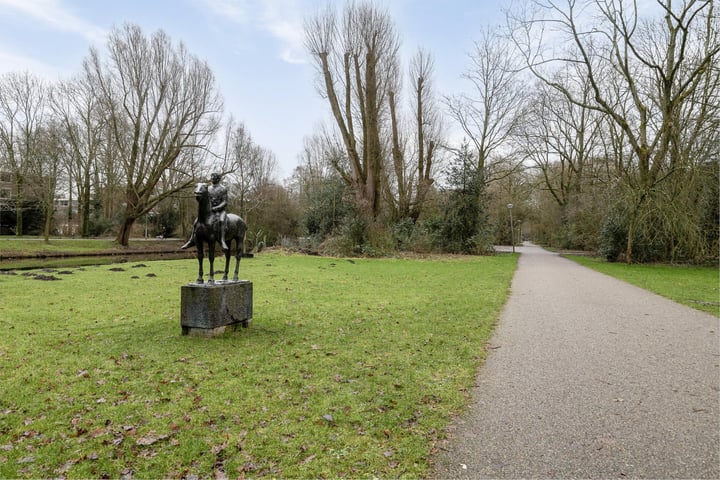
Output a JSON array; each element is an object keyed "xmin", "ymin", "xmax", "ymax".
[
  {"xmin": 305, "ymin": 1, "xmax": 400, "ymax": 221},
  {"xmin": 31, "ymin": 119, "xmax": 66, "ymax": 241},
  {"xmin": 508, "ymin": 0, "xmax": 720, "ymax": 261},
  {"xmin": 296, "ymin": 128, "xmax": 345, "ymax": 191},
  {"xmin": 388, "ymin": 48, "xmax": 441, "ymax": 222},
  {"xmin": 51, "ymin": 71, "xmax": 106, "ymax": 237},
  {"xmin": 520, "ymin": 75, "xmax": 605, "ymax": 208},
  {"xmin": 0, "ymin": 71, "xmax": 49, "ymax": 236},
  {"xmin": 220, "ymin": 120, "xmax": 278, "ymax": 219},
  {"xmin": 445, "ymin": 26, "xmax": 526, "ymax": 186},
  {"xmin": 85, "ymin": 23, "xmax": 222, "ymax": 246}
]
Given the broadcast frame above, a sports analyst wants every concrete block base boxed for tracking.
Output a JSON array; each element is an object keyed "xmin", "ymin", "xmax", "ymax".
[{"xmin": 180, "ymin": 281, "xmax": 253, "ymax": 337}]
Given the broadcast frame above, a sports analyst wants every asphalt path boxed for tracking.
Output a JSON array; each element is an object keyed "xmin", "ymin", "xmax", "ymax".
[{"xmin": 432, "ymin": 243, "xmax": 719, "ymax": 479}]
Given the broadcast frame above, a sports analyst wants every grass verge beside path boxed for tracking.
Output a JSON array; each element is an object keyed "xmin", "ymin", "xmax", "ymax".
[
  {"xmin": 0, "ymin": 252, "xmax": 517, "ymax": 478},
  {"xmin": 566, "ymin": 255, "xmax": 719, "ymax": 317}
]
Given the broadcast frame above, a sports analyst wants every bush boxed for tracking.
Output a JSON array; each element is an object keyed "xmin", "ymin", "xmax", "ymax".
[
  {"xmin": 302, "ymin": 178, "xmax": 349, "ymax": 239},
  {"xmin": 87, "ymin": 214, "xmax": 115, "ymax": 237},
  {"xmin": 599, "ymin": 185, "xmax": 712, "ymax": 264},
  {"xmin": 395, "ymin": 218, "xmax": 438, "ymax": 254},
  {"xmin": 153, "ymin": 206, "xmax": 180, "ymax": 238},
  {"xmin": 599, "ymin": 204, "xmax": 630, "ymax": 262},
  {"xmin": 438, "ymin": 190, "xmax": 486, "ymax": 254},
  {"xmin": 434, "ymin": 141, "xmax": 491, "ymax": 254}
]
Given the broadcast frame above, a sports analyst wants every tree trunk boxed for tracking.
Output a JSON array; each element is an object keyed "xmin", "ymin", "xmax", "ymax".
[
  {"xmin": 68, "ymin": 176, "xmax": 74, "ymax": 231},
  {"xmin": 43, "ymin": 197, "xmax": 52, "ymax": 243},
  {"xmin": 625, "ymin": 218, "xmax": 635, "ymax": 264},
  {"xmin": 14, "ymin": 173, "xmax": 24, "ymax": 236},
  {"xmin": 81, "ymin": 169, "xmax": 91, "ymax": 237},
  {"xmin": 116, "ymin": 216, "xmax": 135, "ymax": 246},
  {"xmin": 389, "ymin": 90, "xmax": 408, "ymax": 219}
]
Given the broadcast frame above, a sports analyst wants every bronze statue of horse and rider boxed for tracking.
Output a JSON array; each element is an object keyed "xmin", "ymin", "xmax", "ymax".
[{"xmin": 181, "ymin": 173, "xmax": 247, "ymax": 284}]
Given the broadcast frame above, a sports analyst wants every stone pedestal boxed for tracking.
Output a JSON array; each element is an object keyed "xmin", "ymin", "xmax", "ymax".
[{"xmin": 180, "ymin": 281, "xmax": 253, "ymax": 337}]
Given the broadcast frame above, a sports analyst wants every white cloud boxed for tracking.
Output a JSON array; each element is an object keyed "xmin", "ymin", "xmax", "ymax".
[
  {"xmin": 260, "ymin": 0, "xmax": 307, "ymax": 64},
  {"xmin": 198, "ymin": 0, "xmax": 249, "ymax": 23},
  {"xmin": 0, "ymin": 48, "xmax": 67, "ymax": 78},
  {"xmin": 197, "ymin": 0, "xmax": 307, "ymax": 64},
  {"xmin": 0, "ymin": 0, "xmax": 107, "ymax": 44}
]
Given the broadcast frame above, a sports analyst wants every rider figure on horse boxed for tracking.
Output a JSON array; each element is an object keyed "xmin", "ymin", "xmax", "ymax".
[
  {"xmin": 208, "ymin": 172, "xmax": 229, "ymax": 252},
  {"xmin": 181, "ymin": 172, "xmax": 229, "ymax": 252}
]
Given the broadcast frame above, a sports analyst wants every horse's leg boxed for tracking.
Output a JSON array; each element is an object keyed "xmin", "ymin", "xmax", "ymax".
[
  {"xmin": 207, "ymin": 241, "xmax": 215, "ymax": 284},
  {"xmin": 234, "ymin": 225, "xmax": 245, "ymax": 282},
  {"xmin": 196, "ymin": 242, "xmax": 204, "ymax": 284},
  {"xmin": 222, "ymin": 239, "xmax": 231, "ymax": 281},
  {"xmin": 233, "ymin": 240, "xmax": 241, "ymax": 282}
]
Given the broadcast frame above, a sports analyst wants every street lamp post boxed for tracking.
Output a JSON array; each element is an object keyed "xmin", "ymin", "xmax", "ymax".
[{"xmin": 507, "ymin": 203, "xmax": 515, "ymax": 253}]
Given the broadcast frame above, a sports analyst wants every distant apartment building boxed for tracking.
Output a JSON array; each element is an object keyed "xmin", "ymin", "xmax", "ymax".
[
  {"xmin": 53, "ymin": 197, "xmax": 79, "ymax": 236},
  {"xmin": 0, "ymin": 171, "xmax": 14, "ymax": 234}
]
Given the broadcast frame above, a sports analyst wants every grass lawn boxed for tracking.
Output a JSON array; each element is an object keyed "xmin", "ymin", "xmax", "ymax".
[
  {"xmin": 0, "ymin": 237, "xmax": 119, "ymax": 253},
  {"xmin": 0, "ymin": 237, "xmax": 178, "ymax": 255},
  {"xmin": 565, "ymin": 255, "xmax": 719, "ymax": 317},
  {"xmin": 0, "ymin": 252, "xmax": 517, "ymax": 478}
]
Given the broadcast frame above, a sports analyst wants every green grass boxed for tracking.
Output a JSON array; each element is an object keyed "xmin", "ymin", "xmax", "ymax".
[
  {"xmin": 0, "ymin": 237, "xmax": 179, "ymax": 257},
  {"xmin": 0, "ymin": 237, "xmax": 187, "ymax": 270},
  {"xmin": 0, "ymin": 252, "xmax": 517, "ymax": 478},
  {"xmin": 0, "ymin": 237, "xmax": 120, "ymax": 254},
  {"xmin": 566, "ymin": 255, "xmax": 719, "ymax": 316}
]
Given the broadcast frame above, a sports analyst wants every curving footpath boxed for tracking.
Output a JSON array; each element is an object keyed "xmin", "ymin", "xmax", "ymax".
[{"xmin": 432, "ymin": 243, "xmax": 719, "ymax": 479}]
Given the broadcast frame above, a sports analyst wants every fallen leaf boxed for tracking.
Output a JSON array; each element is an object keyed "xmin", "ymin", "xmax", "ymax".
[
  {"xmin": 136, "ymin": 432, "xmax": 169, "ymax": 446},
  {"xmin": 89, "ymin": 427, "xmax": 107, "ymax": 438},
  {"xmin": 212, "ymin": 442, "xmax": 228, "ymax": 455},
  {"xmin": 299, "ymin": 454, "xmax": 316, "ymax": 465}
]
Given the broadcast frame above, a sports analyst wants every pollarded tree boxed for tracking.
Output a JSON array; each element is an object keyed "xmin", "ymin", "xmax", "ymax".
[
  {"xmin": 85, "ymin": 23, "xmax": 222, "ymax": 246},
  {"xmin": 388, "ymin": 48, "xmax": 442, "ymax": 223},
  {"xmin": 305, "ymin": 1, "xmax": 401, "ymax": 222}
]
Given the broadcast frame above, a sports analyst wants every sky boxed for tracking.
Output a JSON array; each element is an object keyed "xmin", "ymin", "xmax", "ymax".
[{"xmin": 0, "ymin": 0, "xmax": 508, "ymax": 179}]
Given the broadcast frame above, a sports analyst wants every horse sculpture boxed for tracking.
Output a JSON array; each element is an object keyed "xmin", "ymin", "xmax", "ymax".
[{"xmin": 187, "ymin": 182, "xmax": 247, "ymax": 284}]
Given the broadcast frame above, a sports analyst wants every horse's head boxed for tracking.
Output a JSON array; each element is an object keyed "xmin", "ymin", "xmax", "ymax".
[{"xmin": 193, "ymin": 183, "xmax": 208, "ymax": 200}]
